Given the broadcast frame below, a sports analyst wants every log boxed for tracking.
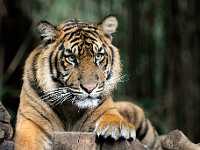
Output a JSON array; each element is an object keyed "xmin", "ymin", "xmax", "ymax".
[
  {"xmin": 52, "ymin": 132, "xmax": 147, "ymax": 150},
  {"xmin": 53, "ymin": 132, "xmax": 96, "ymax": 150}
]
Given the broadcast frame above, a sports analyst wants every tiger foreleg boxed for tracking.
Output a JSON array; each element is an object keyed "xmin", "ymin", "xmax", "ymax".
[
  {"xmin": 15, "ymin": 115, "xmax": 52, "ymax": 150},
  {"xmin": 115, "ymin": 101, "xmax": 158, "ymax": 148},
  {"xmin": 86, "ymin": 97, "xmax": 136, "ymax": 140}
]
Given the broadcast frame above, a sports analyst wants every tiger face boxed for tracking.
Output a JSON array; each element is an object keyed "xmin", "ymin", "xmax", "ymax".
[{"xmin": 35, "ymin": 16, "xmax": 121, "ymax": 108}]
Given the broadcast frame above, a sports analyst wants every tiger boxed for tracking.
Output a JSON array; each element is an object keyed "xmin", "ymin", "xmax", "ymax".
[{"xmin": 15, "ymin": 16, "xmax": 157, "ymax": 150}]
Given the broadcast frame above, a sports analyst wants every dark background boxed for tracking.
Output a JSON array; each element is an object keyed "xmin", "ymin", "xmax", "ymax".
[{"xmin": 0, "ymin": 0, "xmax": 200, "ymax": 142}]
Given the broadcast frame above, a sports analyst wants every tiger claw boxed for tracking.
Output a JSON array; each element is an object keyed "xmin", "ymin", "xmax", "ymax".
[{"xmin": 94, "ymin": 115, "xmax": 136, "ymax": 140}]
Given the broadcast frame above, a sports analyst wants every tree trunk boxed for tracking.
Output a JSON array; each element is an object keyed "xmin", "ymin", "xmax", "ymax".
[{"xmin": 165, "ymin": 0, "xmax": 200, "ymax": 142}]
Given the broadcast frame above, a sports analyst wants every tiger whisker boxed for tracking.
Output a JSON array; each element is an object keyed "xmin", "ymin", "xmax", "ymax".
[
  {"xmin": 54, "ymin": 94, "xmax": 74, "ymax": 106},
  {"xmin": 41, "ymin": 89, "xmax": 69, "ymax": 97},
  {"xmin": 44, "ymin": 92, "xmax": 74, "ymax": 106},
  {"xmin": 48, "ymin": 95, "xmax": 67, "ymax": 102},
  {"xmin": 71, "ymin": 97, "xmax": 75, "ymax": 104},
  {"xmin": 51, "ymin": 93, "xmax": 71, "ymax": 101},
  {"xmin": 59, "ymin": 95, "xmax": 74, "ymax": 105},
  {"xmin": 41, "ymin": 88, "xmax": 71, "ymax": 99},
  {"xmin": 42, "ymin": 92, "xmax": 70, "ymax": 102},
  {"xmin": 41, "ymin": 87, "xmax": 81, "ymax": 99},
  {"xmin": 41, "ymin": 94, "xmax": 63, "ymax": 101},
  {"xmin": 41, "ymin": 92, "xmax": 65, "ymax": 100},
  {"xmin": 51, "ymin": 95, "xmax": 69, "ymax": 106}
]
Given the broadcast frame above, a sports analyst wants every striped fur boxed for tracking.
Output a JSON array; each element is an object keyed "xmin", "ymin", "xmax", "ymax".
[{"xmin": 15, "ymin": 16, "xmax": 157, "ymax": 150}]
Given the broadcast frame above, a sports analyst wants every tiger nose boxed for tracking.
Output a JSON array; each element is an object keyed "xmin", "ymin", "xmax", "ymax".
[{"xmin": 80, "ymin": 83, "xmax": 97, "ymax": 93}]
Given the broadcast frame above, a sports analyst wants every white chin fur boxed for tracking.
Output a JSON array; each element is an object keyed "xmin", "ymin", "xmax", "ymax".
[{"xmin": 74, "ymin": 98, "xmax": 100, "ymax": 109}]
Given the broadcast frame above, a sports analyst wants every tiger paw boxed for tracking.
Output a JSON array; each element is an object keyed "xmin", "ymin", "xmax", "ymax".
[{"xmin": 94, "ymin": 114, "xmax": 136, "ymax": 140}]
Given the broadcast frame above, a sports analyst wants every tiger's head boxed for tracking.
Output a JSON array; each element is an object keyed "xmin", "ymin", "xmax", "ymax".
[{"xmin": 29, "ymin": 16, "xmax": 121, "ymax": 109}]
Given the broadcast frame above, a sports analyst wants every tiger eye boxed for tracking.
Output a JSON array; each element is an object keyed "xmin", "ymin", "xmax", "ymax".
[
  {"xmin": 65, "ymin": 54, "xmax": 77, "ymax": 65},
  {"xmin": 67, "ymin": 55, "xmax": 76, "ymax": 62},
  {"xmin": 95, "ymin": 53, "xmax": 104, "ymax": 60}
]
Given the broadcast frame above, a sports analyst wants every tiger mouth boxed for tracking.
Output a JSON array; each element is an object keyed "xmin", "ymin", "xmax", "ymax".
[
  {"xmin": 74, "ymin": 96, "xmax": 102, "ymax": 109},
  {"xmin": 74, "ymin": 94, "xmax": 101, "ymax": 102}
]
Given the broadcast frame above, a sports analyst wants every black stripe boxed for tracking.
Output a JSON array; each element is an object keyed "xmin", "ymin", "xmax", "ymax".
[
  {"xmin": 63, "ymin": 23, "xmax": 97, "ymax": 31},
  {"xmin": 62, "ymin": 31, "xmax": 72, "ymax": 40},
  {"xmin": 92, "ymin": 43, "xmax": 99, "ymax": 53},
  {"xmin": 81, "ymin": 31, "xmax": 98, "ymax": 42},
  {"xmin": 85, "ymin": 25, "xmax": 97, "ymax": 30},
  {"xmin": 87, "ymin": 36, "xmax": 98, "ymax": 42},
  {"xmin": 136, "ymin": 119, "xmax": 149, "ymax": 140},
  {"xmin": 49, "ymin": 50, "xmax": 54, "ymax": 76},
  {"xmin": 106, "ymin": 71, "xmax": 112, "ymax": 80},
  {"xmin": 58, "ymin": 43, "xmax": 65, "ymax": 51},
  {"xmin": 64, "ymin": 30, "xmax": 76, "ymax": 40},
  {"xmin": 71, "ymin": 41, "xmax": 84, "ymax": 50},
  {"xmin": 54, "ymin": 50, "xmax": 66, "ymax": 86},
  {"xmin": 63, "ymin": 26, "xmax": 75, "ymax": 32},
  {"xmin": 84, "ymin": 30, "xmax": 98, "ymax": 38},
  {"xmin": 60, "ymin": 47, "xmax": 65, "ymax": 59},
  {"xmin": 103, "ymin": 57, "xmax": 108, "ymax": 70},
  {"xmin": 55, "ymin": 50, "xmax": 59, "ymax": 75},
  {"xmin": 51, "ymin": 76, "xmax": 65, "ymax": 87},
  {"xmin": 65, "ymin": 28, "xmax": 98, "ymax": 41},
  {"xmin": 66, "ymin": 31, "xmax": 75, "ymax": 40},
  {"xmin": 68, "ymin": 29, "xmax": 81, "ymax": 40},
  {"xmin": 71, "ymin": 42, "xmax": 79, "ymax": 50},
  {"xmin": 70, "ymin": 37, "xmax": 82, "ymax": 43},
  {"xmin": 106, "ymin": 46, "xmax": 114, "ymax": 80},
  {"xmin": 29, "ymin": 52, "xmax": 44, "ymax": 96},
  {"xmin": 49, "ymin": 50, "xmax": 62, "ymax": 86}
]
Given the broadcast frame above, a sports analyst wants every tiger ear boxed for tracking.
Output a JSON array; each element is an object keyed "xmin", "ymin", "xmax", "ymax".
[
  {"xmin": 37, "ymin": 21, "xmax": 58, "ymax": 43},
  {"xmin": 99, "ymin": 16, "xmax": 118, "ymax": 36}
]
